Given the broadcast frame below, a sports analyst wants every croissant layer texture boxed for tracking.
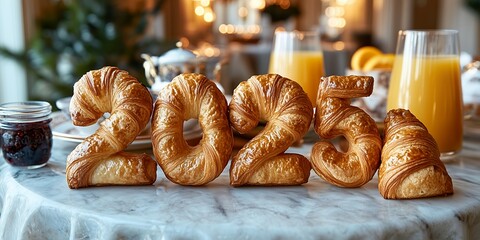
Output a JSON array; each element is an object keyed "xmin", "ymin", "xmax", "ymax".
[
  {"xmin": 66, "ymin": 66, "xmax": 157, "ymax": 189},
  {"xmin": 379, "ymin": 109, "xmax": 454, "ymax": 199},
  {"xmin": 152, "ymin": 73, "xmax": 233, "ymax": 185},
  {"xmin": 311, "ymin": 75, "xmax": 382, "ymax": 188},
  {"xmin": 229, "ymin": 74, "xmax": 313, "ymax": 186}
]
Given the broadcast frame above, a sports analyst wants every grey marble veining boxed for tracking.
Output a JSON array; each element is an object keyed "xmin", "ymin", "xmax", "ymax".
[{"xmin": 1, "ymin": 139, "xmax": 480, "ymax": 240}]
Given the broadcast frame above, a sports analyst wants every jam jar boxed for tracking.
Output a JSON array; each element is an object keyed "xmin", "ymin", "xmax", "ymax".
[{"xmin": 0, "ymin": 101, "xmax": 52, "ymax": 168}]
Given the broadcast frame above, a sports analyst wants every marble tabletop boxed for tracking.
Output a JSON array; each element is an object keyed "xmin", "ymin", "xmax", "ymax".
[{"xmin": 1, "ymin": 136, "xmax": 480, "ymax": 240}]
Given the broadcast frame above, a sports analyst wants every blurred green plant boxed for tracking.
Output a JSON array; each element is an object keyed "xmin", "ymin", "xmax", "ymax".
[
  {"xmin": 261, "ymin": 3, "xmax": 300, "ymax": 23},
  {"xmin": 0, "ymin": 0, "xmax": 174, "ymax": 104},
  {"xmin": 466, "ymin": 0, "xmax": 480, "ymax": 15}
]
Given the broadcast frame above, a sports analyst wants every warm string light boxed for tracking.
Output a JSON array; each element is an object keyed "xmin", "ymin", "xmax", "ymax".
[
  {"xmin": 204, "ymin": 8, "xmax": 215, "ymax": 22},
  {"xmin": 218, "ymin": 24, "xmax": 261, "ymax": 35},
  {"xmin": 194, "ymin": 0, "xmax": 216, "ymax": 23},
  {"xmin": 266, "ymin": 0, "xmax": 290, "ymax": 9},
  {"xmin": 333, "ymin": 41, "xmax": 345, "ymax": 50},
  {"xmin": 217, "ymin": 0, "xmax": 266, "ymax": 37},
  {"xmin": 322, "ymin": 0, "xmax": 354, "ymax": 38},
  {"xmin": 193, "ymin": 42, "xmax": 221, "ymax": 58},
  {"xmin": 249, "ymin": 0, "xmax": 266, "ymax": 9},
  {"xmin": 195, "ymin": 6, "xmax": 205, "ymax": 16},
  {"xmin": 325, "ymin": 5, "xmax": 346, "ymax": 28},
  {"xmin": 200, "ymin": 0, "xmax": 210, "ymax": 7},
  {"xmin": 238, "ymin": 6, "xmax": 249, "ymax": 18}
]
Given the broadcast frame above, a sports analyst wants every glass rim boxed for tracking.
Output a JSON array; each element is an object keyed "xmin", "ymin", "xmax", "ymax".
[
  {"xmin": 0, "ymin": 101, "xmax": 51, "ymax": 110},
  {"xmin": 0, "ymin": 101, "xmax": 52, "ymax": 123},
  {"xmin": 274, "ymin": 30, "xmax": 320, "ymax": 38},
  {"xmin": 398, "ymin": 29, "xmax": 458, "ymax": 36}
]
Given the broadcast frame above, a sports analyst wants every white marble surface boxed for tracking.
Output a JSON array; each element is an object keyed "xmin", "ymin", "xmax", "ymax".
[{"xmin": 1, "ymin": 138, "xmax": 480, "ymax": 240}]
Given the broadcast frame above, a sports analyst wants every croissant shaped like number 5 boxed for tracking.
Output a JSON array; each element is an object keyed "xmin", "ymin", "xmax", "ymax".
[
  {"xmin": 311, "ymin": 75, "xmax": 382, "ymax": 188},
  {"xmin": 66, "ymin": 66, "xmax": 157, "ymax": 189},
  {"xmin": 379, "ymin": 109, "xmax": 453, "ymax": 199},
  {"xmin": 229, "ymin": 74, "xmax": 313, "ymax": 186},
  {"xmin": 152, "ymin": 73, "xmax": 233, "ymax": 185}
]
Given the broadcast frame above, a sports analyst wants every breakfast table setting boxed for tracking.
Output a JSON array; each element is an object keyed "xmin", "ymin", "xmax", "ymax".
[
  {"xmin": 1, "ymin": 129, "xmax": 480, "ymax": 239},
  {"xmin": 2, "ymin": 29, "xmax": 480, "ymax": 240}
]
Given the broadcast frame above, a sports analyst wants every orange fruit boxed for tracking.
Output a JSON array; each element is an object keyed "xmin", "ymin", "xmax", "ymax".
[
  {"xmin": 363, "ymin": 54, "xmax": 395, "ymax": 71},
  {"xmin": 351, "ymin": 46, "xmax": 383, "ymax": 71}
]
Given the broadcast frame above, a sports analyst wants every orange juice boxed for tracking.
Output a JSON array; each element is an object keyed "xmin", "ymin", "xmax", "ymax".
[
  {"xmin": 387, "ymin": 55, "xmax": 463, "ymax": 153},
  {"xmin": 269, "ymin": 51, "xmax": 325, "ymax": 105}
]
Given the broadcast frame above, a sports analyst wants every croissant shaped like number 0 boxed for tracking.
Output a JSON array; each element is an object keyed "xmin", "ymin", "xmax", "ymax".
[
  {"xmin": 66, "ymin": 66, "xmax": 157, "ymax": 189},
  {"xmin": 379, "ymin": 109, "xmax": 453, "ymax": 199},
  {"xmin": 311, "ymin": 75, "xmax": 382, "ymax": 188},
  {"xmin": 151, "ymin": 73, "xmax": 233, "ymax": 185},
  {"xmin": 229, "ymin": 74, "xmax": 313, "ymax": 186}
]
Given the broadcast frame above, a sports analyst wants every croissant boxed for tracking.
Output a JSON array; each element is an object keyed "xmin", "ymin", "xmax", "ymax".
[
  {"xmin": 379, "ymin": 109, "xmax": 454, "ymax": 199},
  {"xmin": 66, "ymin": 66, "xmax": 157, "ymax": 189},
  {"xmin": 311, "ymin": 75, "xmax": 382, "ymax": 188},
  {"xmin": 151, "ymin": 73, "xmax": 233, "ymax": 185},
  {"xmin": 229, "ymin": 74, "xmax": 312, "ymax": 186}
]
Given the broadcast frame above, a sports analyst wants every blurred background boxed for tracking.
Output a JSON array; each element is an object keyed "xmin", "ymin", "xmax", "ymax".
[{"xmin": 0, "ymin": 0, "xmax": 479, "ymax": 107}]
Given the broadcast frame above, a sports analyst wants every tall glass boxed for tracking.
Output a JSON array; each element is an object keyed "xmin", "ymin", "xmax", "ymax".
[
  {"xmin": 268, "ymin": 30, "xmax": 325, "ymax": 105},
  {"xmin": 387, "ymin": 30, "xmax": 463, "ymax": 158}
]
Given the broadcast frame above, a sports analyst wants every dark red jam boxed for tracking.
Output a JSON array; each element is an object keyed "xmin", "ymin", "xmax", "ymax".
[
  {"xmin": 1, "ymin": 120, "xmax": 52, "ymax": 167},
  {"xmin": 0, "ymin": 101, "xmax": 52, "ymax": 168}
]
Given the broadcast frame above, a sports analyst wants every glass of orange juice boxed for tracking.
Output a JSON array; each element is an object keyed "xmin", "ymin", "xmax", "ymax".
[
  {"xmin": 268, "ymin": 30, "xmax": 325, "ymax": 105},
  {"xmin": 387, "ymin": 30, "xmax": 463, "ymax": 159}
]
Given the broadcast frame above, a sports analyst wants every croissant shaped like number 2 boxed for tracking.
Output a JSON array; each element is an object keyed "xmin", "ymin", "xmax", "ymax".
[
  {"xmin": 379, "ymin": 109, "xmax": 453, "ymax": 199},
  {"xmin": 229, "ymin": 74, "xmax": 313, "ymax": 186},
  {"xmin": 152, "ymin": 73, "xmax": 233, "ymax": 185},
  {"xmin": 66, "ymin": 66, "xmax": 157, "ymax": 189},
  {"xmin": 311, "ymin": 75, "xmax": 382, "ymax": 188}
]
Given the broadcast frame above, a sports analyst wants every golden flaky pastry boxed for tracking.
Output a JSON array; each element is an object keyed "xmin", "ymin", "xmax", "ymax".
[
  {"xmin": 311, "ymin": 75, "xmax": 382, "ymax": 188},
  {"xmin": 66, "ymin": 66, "xmax": 157, "ymax": 189},
  {"xmin": 379, "ymin": 109, "xmax": 453, "ymax": 199},
  {"xmin": 229, "ymin": 74, "xmax": 312, "ymax": 186},
  {"xmin": 151, "ymin": 73, "xmax": 233, "ymax": 185}
]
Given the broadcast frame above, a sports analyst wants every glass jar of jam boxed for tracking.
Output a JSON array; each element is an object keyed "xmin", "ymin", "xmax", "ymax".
[{"xmin": 0, "ymin": 101, "xmax": 52, "ymax": 169}]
